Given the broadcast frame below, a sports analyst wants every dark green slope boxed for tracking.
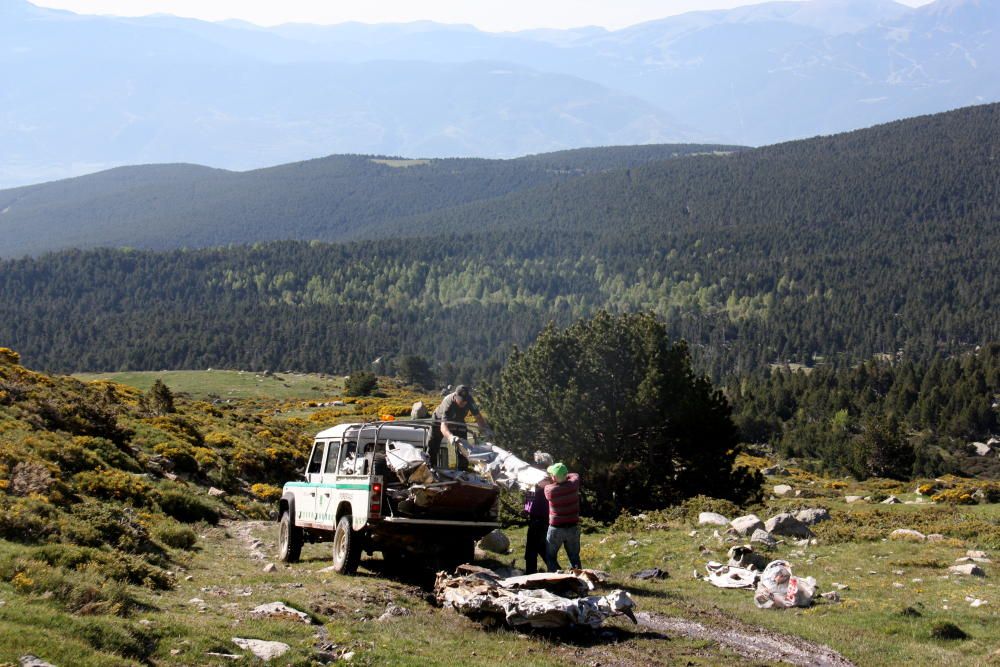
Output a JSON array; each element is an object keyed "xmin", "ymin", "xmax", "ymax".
[
  {"xmin": 0, "ymin": 104, "xmax": 997, "ymax": 382},
  {"xmin": 0, "ymin": 144, "xmax": 738, "ymax": 257}
]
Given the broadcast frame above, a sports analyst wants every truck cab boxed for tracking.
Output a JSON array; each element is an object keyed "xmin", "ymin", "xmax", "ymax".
[{"xmin": 278, "ymin": 421, "xmax": 500, "ymax": 574}]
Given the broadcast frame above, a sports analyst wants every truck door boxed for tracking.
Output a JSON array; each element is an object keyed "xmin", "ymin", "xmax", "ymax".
[
  {"xmin": 315, "ymin": 438, "xmax": 342, "ymax": 527},
  {"xmin": 299, "ymin": 440, "xmax": 327, "ymax": 524}
]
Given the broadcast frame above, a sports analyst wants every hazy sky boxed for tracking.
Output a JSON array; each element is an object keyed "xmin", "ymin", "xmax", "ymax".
[{"xmin": 32, "ymin": 0, "xmax": 937, "ymax": 32}]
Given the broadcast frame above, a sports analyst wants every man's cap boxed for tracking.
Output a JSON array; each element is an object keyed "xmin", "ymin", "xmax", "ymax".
[
  {"xmin": 547, "ymin": 462, "xmax": 568, "ymax": 481},
  {"xmin": 455, "ymin": 384, "xmax": 472, "ymax": 400}
]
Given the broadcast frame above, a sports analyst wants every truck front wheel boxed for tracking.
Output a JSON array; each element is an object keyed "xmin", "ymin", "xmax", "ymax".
[
  {"xmin": 332, "ymin": 515, "xmax": 361, "ymax": 574},
  {"xmin": 278, "ymin": 510, "xmax": 303, "ymax": 563}
]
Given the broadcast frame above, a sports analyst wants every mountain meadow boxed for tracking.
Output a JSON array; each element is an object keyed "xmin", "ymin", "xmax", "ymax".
[{"xmin": 1, "ymin": 100, "xmax": 999, "ymax": 665}]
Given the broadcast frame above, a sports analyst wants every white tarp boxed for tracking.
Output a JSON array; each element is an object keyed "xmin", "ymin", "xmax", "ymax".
[{"xmin": 754, "ymin": 560, "xmax": 817, "ymax": 609}]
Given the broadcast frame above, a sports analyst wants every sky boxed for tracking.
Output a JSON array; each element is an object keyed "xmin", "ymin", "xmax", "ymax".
[{"xmin": 31, "ymin": 0, "xmax": 937, "ymax": 32}]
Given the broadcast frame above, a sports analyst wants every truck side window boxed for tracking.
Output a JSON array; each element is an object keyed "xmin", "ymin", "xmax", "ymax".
[
  {"xmin": 324, "ymin": 441, "xmax": 342, "ymax": 474},
  {"xmin": 307, "ymin": 442, "xmax": 326, "ymax": 475}
]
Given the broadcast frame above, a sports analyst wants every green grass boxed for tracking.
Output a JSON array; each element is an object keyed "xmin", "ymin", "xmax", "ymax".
[{"xmin": 74, "ymin": 369, "xmax": 345, "ymax": 400}]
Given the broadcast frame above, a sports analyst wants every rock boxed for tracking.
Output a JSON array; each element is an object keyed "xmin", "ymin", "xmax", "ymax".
[
  {"xmin": 764, "ymin": 513, "xmax": 813, "ymax": 538},
  {"xmin": 750, "ymin": 529, "xmax": 777, "ymax": 548},
  {"xmin": 881, "ymin": 495, "xmax": 901, "ymax": 504},
  {"xmin": 698, "ymin": 512, "xmax": 729, "ymax": 526},
  {"xmin": 821, "ymin": 591, "xmax": 842, "ymax": 603},
  {"xmin": 795, "ymin": 508, "xmax": 831, "ymax": 525},
  {"xmin": 761, "ymin": 465, "xmax": 787, "ymax": 476},
  {"xmin": 967, "ymin": 550, "xmax": 989, "ymax": 559},
  {"xmin": 772, "ymin": 484, "xmax": 793, "ymax": 497},
  {"xmin": 410, "ymin": 401, "xmax": 429, "ymax": 419},
  {"xmin": 969, "ymin": 598, "xmax": 988, "ymax": 608},
  {"xmin": 845, "ymin": 496, "xmax": 864, "ymax": 503},
  {"xmin": 377, "ymin": 603, "xmax": 412, "ymax": 622},
  {"xmin": 208, "ymin": 487, "xmax": 226, "ymax": 497},
  {"xmin": 889, "ymin": 529, "xmax": 926, "ymax": 542},
  {"xmin": 262, "ymin": 563, "xmax": 277, "ymax": 573},
  {"xmin": 955, "ymin": 556, "xmax": 992, "ymax": 564},
  {"xmin": 949, "ymin": 564, "xmax": 986, "ymax": 577},
  {"xmin": 232, "ymin": 638, "xmax": 290, "ymax": 661},
  {"xmin": 478, "ymin": 529, "xmax": 510, "ymax": 555},
  {"xmin": 19, "ymin": 657, "xmax": 56, "ymax": 667},
  {"xmin": 926, "ymin": 534, "xmax": 945, "ymax": 542},
  {"xmin": 250, "ymin": 602, "xmax": 313, "ymax": 624},
  {"xmin": 729, "ymin": 514, "xmax": 765, "ymax": 537}
]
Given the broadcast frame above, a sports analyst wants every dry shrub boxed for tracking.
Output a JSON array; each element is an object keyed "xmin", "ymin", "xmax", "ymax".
[{"xmin": 9, "ymin": 460, "xmax": 55, "ymax": 496}]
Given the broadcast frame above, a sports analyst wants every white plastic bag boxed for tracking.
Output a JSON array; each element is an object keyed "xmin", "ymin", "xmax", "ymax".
[{"xmin": 754, "ymin": 560, "xmax": 816, "ymax": 608}]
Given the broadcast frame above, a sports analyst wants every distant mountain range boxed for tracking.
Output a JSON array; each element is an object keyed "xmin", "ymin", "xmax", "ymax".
[
  {"xmin": 1, "ymin": 104, "xmax": 997, "ymax": 378},
  {"xmin": 0, "ymin": 144, "xmax": 741, "ymax": 257},
  {"xmin": 2, "ymin": 0, "xmax": 998, "ymax": 188}
]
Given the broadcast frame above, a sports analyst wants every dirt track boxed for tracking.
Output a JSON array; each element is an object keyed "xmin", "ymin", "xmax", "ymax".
[{"xmin": 635, "ymin": 611, "xmax": 855, "ymax": 666}]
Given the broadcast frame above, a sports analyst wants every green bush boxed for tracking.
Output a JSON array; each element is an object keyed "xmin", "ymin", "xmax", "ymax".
[
  {"xmin": 156, "ymin": 486, "xmax": 219, "ymax": 524},
  {"xmin": 152, "ymin": 522, "xmax": 198, "ymax": 550},
  {"xmin": 0, "ymin": 494, "xmax": 59, "ymax": 543},
  {"xmin": 61, "ymin": 501, "xmax": 159, "ymax": 555},
  {"xmin": 345, "ymin": 371, "xmax": 378, "ymax": 396}
]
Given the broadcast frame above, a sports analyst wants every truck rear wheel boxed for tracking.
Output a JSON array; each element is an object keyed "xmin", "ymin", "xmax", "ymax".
[
  {"xmin": 332, "ymin": 515, "xmax": 361, "ymax": 574},
  {"xmin": 278, "ymin": 510, "xmax": 302, "ymax": 563}
]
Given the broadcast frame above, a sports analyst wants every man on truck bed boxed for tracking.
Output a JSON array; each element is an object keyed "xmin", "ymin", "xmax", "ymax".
[{"xmin": 428, "ymin": 384, "xmax": 490, "ymax": 470}]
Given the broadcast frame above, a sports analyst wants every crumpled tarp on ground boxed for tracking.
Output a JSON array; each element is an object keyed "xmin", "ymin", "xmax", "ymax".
[{"xmin": 434, "ymin": 566, "xmax": 635, "ymax": 629}]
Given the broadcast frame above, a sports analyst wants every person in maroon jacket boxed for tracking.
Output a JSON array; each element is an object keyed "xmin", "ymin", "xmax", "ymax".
[{"xmin": 542, "ymin": 462, "xmax": 581, "ymax": 571}]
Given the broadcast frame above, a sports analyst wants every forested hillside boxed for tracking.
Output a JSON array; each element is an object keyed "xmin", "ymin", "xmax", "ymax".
[
  {"xmin": 0, "ymin": 144, "xmax": 736, "ymax": 257},
  {"xmin": 0, "ymin": 104, "xmax": 997, "ymax": 382}
]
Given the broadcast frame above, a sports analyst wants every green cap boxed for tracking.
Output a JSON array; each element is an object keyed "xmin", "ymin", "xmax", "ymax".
[{"xmin": 547, "ymin": 462, "xmax": 568, "ymax": 481}]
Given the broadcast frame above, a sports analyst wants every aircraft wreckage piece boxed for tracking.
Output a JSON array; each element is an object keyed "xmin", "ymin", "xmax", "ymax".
[{"xmin": 434, "ymin": 566, "xmax": 635, "ymax": 629}]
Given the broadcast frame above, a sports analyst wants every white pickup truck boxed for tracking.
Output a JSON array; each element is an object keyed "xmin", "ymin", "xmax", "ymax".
[{"xmin": 277, "ymin": 420, "xmax": 501, "ymax": 574}]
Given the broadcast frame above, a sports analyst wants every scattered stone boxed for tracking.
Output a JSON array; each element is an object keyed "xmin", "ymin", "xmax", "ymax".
[
  {"xmin": 729, "ymin": 514, "xmax": 765, "ymax": 537},
  {"xmin": 188, "ymin": 597, "xmax": 205, "ymax": 605},
  {"xmin": 881, "ymin": 495, "xmax": 901, "ymax": 504},
  {"xmin": 164, "ymin": 472, "xmax": 179, "ymax": 481},
  {"xmin": 892, "ymin": 582, "xmax": 905, "ymax": 588},
  {"xmin": 750, "ymin": 529, "xmax": 777, "ymax": 548},
  {"xmin": 630, "ymin": 567, "xmax": 669, "ymax": 581},
  {"xmin": 926, "ymin": 534, "xmax": 945, "ymax": 542},
  {"xmin": 955, "ymin": 556, "xmax": 992, "ymax": 564},
  {"xmin": 761, "ymin": 465, "xmax": 787, "ymax": 476},
  {"xmin": 794, "ymin": 508, "xmax": 831, "ymax": 525},
  {"xmin": 845, "ymin": 496, "xmax": 864, "ymax": 504},
  {"xmin": 251, "ymin": 602, "xmax": 314, "ymax": 624},
  {"xmin": 232, "ymin": 638, "xmax": 291, "ymax": 661},
  {"xmin": 772, "ymin": 484, "xmax": 793, "ymax": 497},
  {"xmin": 19, "ymin": 656, "xmax": 56, "ymax": 667},
  {"xmin": 478, "ymin": 529, "xmax": 511, "ymax": 555},
  {"xmin": 968, "ymin": 598, "xmax": 988, "ymax": 608},
  {"xmin": 342, "ymin": 651, "xmax": 356, "ymax": 661},
  {"xmin": 820, "ymin": 591, "xmax": 841, "ymax": 603},
  {"xmin": 377, "ymin": 603, "xmax": 413, "ymax": 622},
  {"xmin": 627, "ymin": 539, "xmax": 639, "ymax": 546},
  {"xmin": 764, "ymin": 513, "xmax": 813, "ymax": 538},
  {"xmin": 185, "ymin": 575, "xmax": 194, "ymax": 581},
  {"xmin": 889, "ymin": 529, "xmax": 926, "ymax": 542},
  {"xmin": 949, "ymin": 564, "xmax": 985, "ymax": 577},
  {"xmin": 698, "ymin": 512, "xmax": 729, "ymax": 526},
  {"xmin": 967, "ymin": 550, "xmax": 988, "ymax": 559},
  {"xmin": 832, "ymin": 582, "xmax": 849, "ymax": 590},
  {"xmin": 208, "ymin": 487, "xmax": 226, "ymax": 497},
  {"xmin": 262, "ymin": 563, "xmax": 277, "ymax": 573},
  {"xmin": 410, "ymin": 401, "xmax": 429, "ymax": 419},
  {"xmin": 205, "ymin": 652, "xmax": 241, "ymax": 660}
]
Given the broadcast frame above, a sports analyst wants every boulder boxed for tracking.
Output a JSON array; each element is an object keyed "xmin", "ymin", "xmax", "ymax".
[
  {"xmin": 926, "ymin": 534, "xmax": 946, "ymax": 542},
  {"xmin": 881, "ymin": 495, "xmax": 901, "ymax": 504},
  {"xmin": 773, "ymin": 484, "xmax": 793, "ymax": 497},
  {"xmin": 750, "ymin": 529, "xmax": 777, "ymax": 548},
  {"xmin": 410, "ymin": 401, "xmax": 429, "ymax": 419},
  {"xmin": 948, "ymin": 564, "xmax": 986, "ymax": 577},
  {"xmin": 845, "ymin": 496, "xmax": 864, "ymax": 504},
  {"xmin": 889, "ymin": 529, "xmax": 926, "ymax": 542},
  {"xmin": 764, "ymin": 513, "xmax": 813, "ymax": 538},
  {"xmin": 795, "ymin": 508, "xmax": 831, "ymax": 525},
  {"xmin": 232, "ymin": 638, "xmax": 290, "ymax": 661},
  {"xmin": 478, "ymin": 529, "xmax": 511, "ymax": 555},
  {"xmin": 698, "ymin": 512, "xmax": 730, "ymax": 526},
  {"xmin": 208, "ymin": 487, "xmax": 226, "ymax": 497},
  {"xmin": 729, "ymin": 514, "xmax": 765, "ymax": 537},
  {"xmin": 967, "ymin": 550, "xmax": 989, "ymax": 559},
  {"xmin": 262, "ymin": 563, "xmax": 277, "ymax": 573},
  {"xmin": 250, "ymin": 602, "xmax": 312, "ymax": 624},
  {"xmin": 19, "ymin": 657, "xmax": 56, "ymax": 667}
]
